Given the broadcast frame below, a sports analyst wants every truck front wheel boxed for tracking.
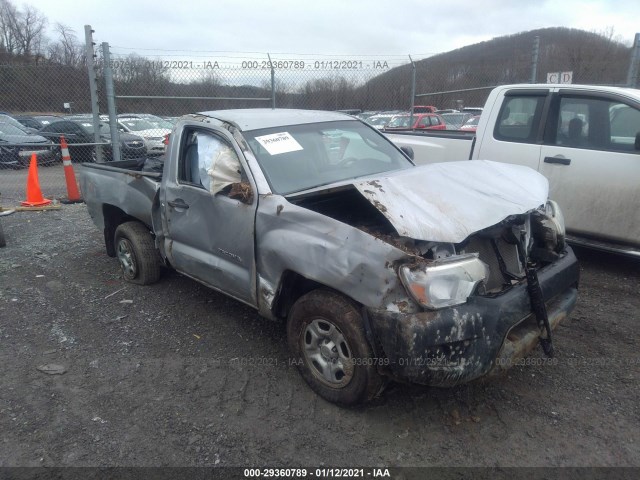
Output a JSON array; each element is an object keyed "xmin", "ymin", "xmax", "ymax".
[
  {"xmin": 287, "ymin": 289, "xmax": 385, "ymax": 406},
  {"xmin": 114, "ymin": 221, "xmax": 161, "ymax": 285}
]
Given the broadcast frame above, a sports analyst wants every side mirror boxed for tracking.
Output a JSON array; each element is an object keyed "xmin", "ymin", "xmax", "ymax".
[
  {"xmin": 635, "ymin": 132, "xmax": 640, "ymax": 151},
  {"xmin": 400, "ymin": 146, "xmax": 414, "ymax": 160}
]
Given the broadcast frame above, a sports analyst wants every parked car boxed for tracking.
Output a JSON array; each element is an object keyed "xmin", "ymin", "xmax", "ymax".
[
  {"xmin": 460, "ymin": 115, "xmax": 481, "ymax": 132},
  {"xmin": 161, "ymin": 116, "xmax": 179, "ymax": 125},
  {"xmin": 14, "ymin": 115, "xmax": 63, "ymax": 130},
  {"xmin": 0, "ymin": 122, "xmax": 58, "ymax": 169},
  {"xmin": 118, "ymin": 113, "xmax": 175, "ymax": 130},
  {"xmin": 365, "ymin": 112, "xmax": 403, "ymax": 130},
  {"xmin": 79, "ymin": 109, "xmax": 578, "ymax": 405},
  {"xmin": 0, "ymin": 114, "xmax": 38, "ymax": 134},
  {"xmin": 116, "ymin": 116, "xmax": 171, "ymax": 156},
  {"xmin": 384, "ymin": 113, "xmax": 446, "ymax": 130},
  {"xmin": 440, "ymin": 112, "xmax": 475, "ymax": 130},
  {"xmin": 412, "ymin": 105, "xmax": 438, "ymax": 113},
  {"xmin": 39, "ymin": 119, "xmax": 146, "ymax": 162},
  {"xmin": 462, "ymin": 107, "xmax": 484, "ymax": 115},
  {"xmin": 356, "ymin": 111, "xmax": 379, "ymax": 121}
]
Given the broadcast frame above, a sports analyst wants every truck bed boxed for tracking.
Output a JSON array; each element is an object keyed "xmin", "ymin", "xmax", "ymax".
[{"xmin": 79, "ymin": 158, "xmax": 163, "ymax": 230}]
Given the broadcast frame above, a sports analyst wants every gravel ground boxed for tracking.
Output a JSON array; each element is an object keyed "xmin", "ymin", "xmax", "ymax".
[{"xmin": 0, "ymin": 204, "xmax": 639, "ymax": 468}]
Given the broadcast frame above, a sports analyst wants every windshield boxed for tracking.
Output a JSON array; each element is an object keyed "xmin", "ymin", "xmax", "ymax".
[
  {"xmin": 0, "ymin": 114, "xmax": 28, "ymax": 131},
  {"xmin": 244, "ymin": 120, "xmax": 413, "ymax": 195},
  {"xmin": 0, "ymin": 122, "xmax": 30, "ymax": 135},
  {"xmin": 119, "ymin": 118, "xmax": 156, "ymax": 131}
]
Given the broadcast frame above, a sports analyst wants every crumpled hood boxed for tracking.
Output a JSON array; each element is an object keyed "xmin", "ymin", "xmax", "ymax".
[{"xmin": 353, "ymin": 160, "xmax": 549, "ymax": 243}]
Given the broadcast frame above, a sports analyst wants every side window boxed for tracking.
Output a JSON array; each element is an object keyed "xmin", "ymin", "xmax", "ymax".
[
  {"xmin": 610, "ymin": 104, "xmax": 640, "ymax": 152},
  {"xmin": 553, "ymin": 96, "xmax": 640, "ymax": 152},
  {"xmin": 417, "ymin": 117, "xmax": 430, "ymax": 127},
  {"xmin": 554, "ymin": 98, "xmax": 590, "ymax": 148},
  {"xmin": 47, "ymin": 122, "xmax": 67, "ymax": 134},
  {"xmin": 178, "ymin": 130, "xmax": 252, "ymax": 202},
  {"xmin": 494, "ymin": 95, "xmax": 544, "ymax": 142},
  {"xmin": 69, "ymin": 124, "xmax": 85, "ymax": 135},
  {"xmin": 431, "ymin": 116, "xmax": 441, "ymax": 126}
]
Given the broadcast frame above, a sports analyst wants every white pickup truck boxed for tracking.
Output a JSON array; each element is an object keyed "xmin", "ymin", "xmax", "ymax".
[{"xmin": 388, "ymin": 84, "xmax": 640, "ymax": 256}]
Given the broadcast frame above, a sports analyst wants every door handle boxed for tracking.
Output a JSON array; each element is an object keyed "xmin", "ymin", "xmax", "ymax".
[
  {"xmin": 544, "ymin": 156, "xmax": 571, "ymax": 165},
  {"xmin": 168, "ymin": 199, "xmax": 189, "ymax": 210}
]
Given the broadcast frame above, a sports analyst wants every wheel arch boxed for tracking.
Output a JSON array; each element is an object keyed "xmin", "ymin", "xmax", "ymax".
[
  {"xmin": 102, "ymin": 204, "xmax": 144, "ymax": 257},
  {"xmin": 270, "ymin": 270, "xmax": 325, "ymax": 320}
]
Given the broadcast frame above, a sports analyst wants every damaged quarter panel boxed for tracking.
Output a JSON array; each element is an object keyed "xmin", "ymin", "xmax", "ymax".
[
  {"xmin": 255, "ymin": 194, "xmax": 419, "ymax": 317},
  {"xmin": 80, "ymin": 164, "xmax": 161, "ymax": 230}
]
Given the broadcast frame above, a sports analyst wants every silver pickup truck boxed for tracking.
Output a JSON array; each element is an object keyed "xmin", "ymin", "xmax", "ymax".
[{"xmin": 79, "ymin": 109, "xmax": 579, "ymax": 405}]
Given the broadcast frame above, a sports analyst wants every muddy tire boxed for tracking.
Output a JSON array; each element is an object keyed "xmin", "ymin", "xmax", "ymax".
[
  {"xmin": 114, "ymin": 221, "xmax": 161, "ymax": 285},
  {"xmin": 287, "ymin": 289, "xmax": 385, "ymax": 406}
]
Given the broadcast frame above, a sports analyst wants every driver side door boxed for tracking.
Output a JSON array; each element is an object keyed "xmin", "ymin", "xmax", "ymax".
[{"xmin": 162, "ymin": 127, "xmax": 258, "ymax": 306}]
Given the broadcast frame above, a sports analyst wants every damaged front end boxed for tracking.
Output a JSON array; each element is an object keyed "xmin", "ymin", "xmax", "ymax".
[
  {"xmin": 264, "ymin": 160, "xmax": 578, "ymax": 388},
  {"xmin": 367, "ymin": 201, "xmax": 579, "ymax": 387}
]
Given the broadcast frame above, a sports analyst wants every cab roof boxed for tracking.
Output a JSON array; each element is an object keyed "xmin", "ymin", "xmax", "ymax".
[{"xmin": 197, "ymin": 108, "xmax": 356, "ymax": 131}]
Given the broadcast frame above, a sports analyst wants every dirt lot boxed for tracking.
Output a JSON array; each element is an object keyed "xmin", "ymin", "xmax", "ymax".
[{"xmin": 0, "ymin": 204, "xmax": 639, "ymax": 468}]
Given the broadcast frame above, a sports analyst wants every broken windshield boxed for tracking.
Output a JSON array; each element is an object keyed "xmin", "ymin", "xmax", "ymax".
[{"xmin": 244, "ymin": 120, "xmax": 413, "ymax": 195}]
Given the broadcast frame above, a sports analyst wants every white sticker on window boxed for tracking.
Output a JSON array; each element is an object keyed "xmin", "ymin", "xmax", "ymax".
[{"xmin": 255, "ymin": 132, "xmax": 303, "ymax": 155}]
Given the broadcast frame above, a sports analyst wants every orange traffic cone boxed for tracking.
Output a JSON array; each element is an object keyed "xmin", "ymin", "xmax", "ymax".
[
  {"xmin": 59, "ymin": 135, "xmax": 82, "ymax": 204},
  {"xmin": 21, "ymin": 153, "xmax": 51, "ymax": 207}
]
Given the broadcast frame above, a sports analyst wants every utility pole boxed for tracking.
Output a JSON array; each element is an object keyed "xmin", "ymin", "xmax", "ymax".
[
  {"xmin": 627, "ymin": 33, "xmax": 640, "ymax": 88},
  {"xmin": 530, "ymin": 36, "xmax": 540, "ymax": 84},
  {"xmin": 84, "ymin": 25, "xmax": 103, "ymax": 163}
]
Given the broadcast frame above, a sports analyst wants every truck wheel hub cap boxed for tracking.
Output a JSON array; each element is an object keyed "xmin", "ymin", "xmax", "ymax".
[
  {"xmin": 117, "ymin": 239, "xmax": 136, "ymax": 277},
  {"xmin": 303, "ymin": 319, "xmax": 353, "ymax": 387}
]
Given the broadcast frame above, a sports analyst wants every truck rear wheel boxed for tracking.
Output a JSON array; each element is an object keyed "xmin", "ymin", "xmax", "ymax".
[
  {"xmin": 287, "ymin": 289, "xmax": 385, "ymax": 406},
  {"xmin": 114, "ymin": 221, "xmax": 160, "ymax": 285}
]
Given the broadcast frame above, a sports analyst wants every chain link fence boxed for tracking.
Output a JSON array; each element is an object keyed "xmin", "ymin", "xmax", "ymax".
[{"xmin": 1, "ymin": 28, "xmax": 639, "ymax": 205}]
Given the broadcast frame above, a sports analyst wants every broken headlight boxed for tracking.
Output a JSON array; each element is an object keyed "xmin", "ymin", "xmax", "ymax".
[
  {"xmin": 545, "ymin": 200, "xmax": 566, "ymax": 238},
  {"xmin": 534, "ymin": 200, "xmax": 566, "ymax": 252},
  {"xmin": 399, "ymin": 254, "xmax": 489, "ymax": 310}
]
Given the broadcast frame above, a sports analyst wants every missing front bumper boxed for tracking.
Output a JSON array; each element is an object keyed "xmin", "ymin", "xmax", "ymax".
[{"xmin": 367, "ymin": 247, "xmax": 579, "ymax": 387}]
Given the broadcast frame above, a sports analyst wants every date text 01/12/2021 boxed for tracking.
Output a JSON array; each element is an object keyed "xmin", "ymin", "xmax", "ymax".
[
  {"xmin": 108, "ymin": 60, "xmax": 391, "ymax": 70},
  {"xmin": 243, "ymin": 467, "xmax": 391, "ymax": 477}
]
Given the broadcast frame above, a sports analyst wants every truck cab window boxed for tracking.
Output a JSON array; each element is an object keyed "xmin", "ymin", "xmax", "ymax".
[
  {"xmin": 494, "ymin": 96, "xmax": 543, "ymax": 142},
  {"xmin": 179, "ymin": 130, "xmax": 252, "ymax": 201},
  {"xmin": 553, "ymin": 96, "xmax": 640, "ymax": 152},
  {"xmin": 610, "ymin": 103, "xmax": 640, "ymax": 152}
]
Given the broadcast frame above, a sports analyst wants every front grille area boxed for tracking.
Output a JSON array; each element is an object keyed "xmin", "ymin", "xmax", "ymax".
[{"xmin": 463, "ymin": 236, "xmax": 523, "ymax": 292}]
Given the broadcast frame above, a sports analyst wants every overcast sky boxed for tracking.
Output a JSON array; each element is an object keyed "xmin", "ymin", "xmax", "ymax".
[{"xmin": 17, "ymin": 0, "xmax": 640, "ymax": 64}]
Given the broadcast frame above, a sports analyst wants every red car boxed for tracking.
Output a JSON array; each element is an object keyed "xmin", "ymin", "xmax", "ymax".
[
  {"xmin": 412, "ymin": 105, "xmax": 438, "ymax": 114},
  {"xmin": 384, "ymin": 113, "xmax": 446, "ymax": 130}
]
